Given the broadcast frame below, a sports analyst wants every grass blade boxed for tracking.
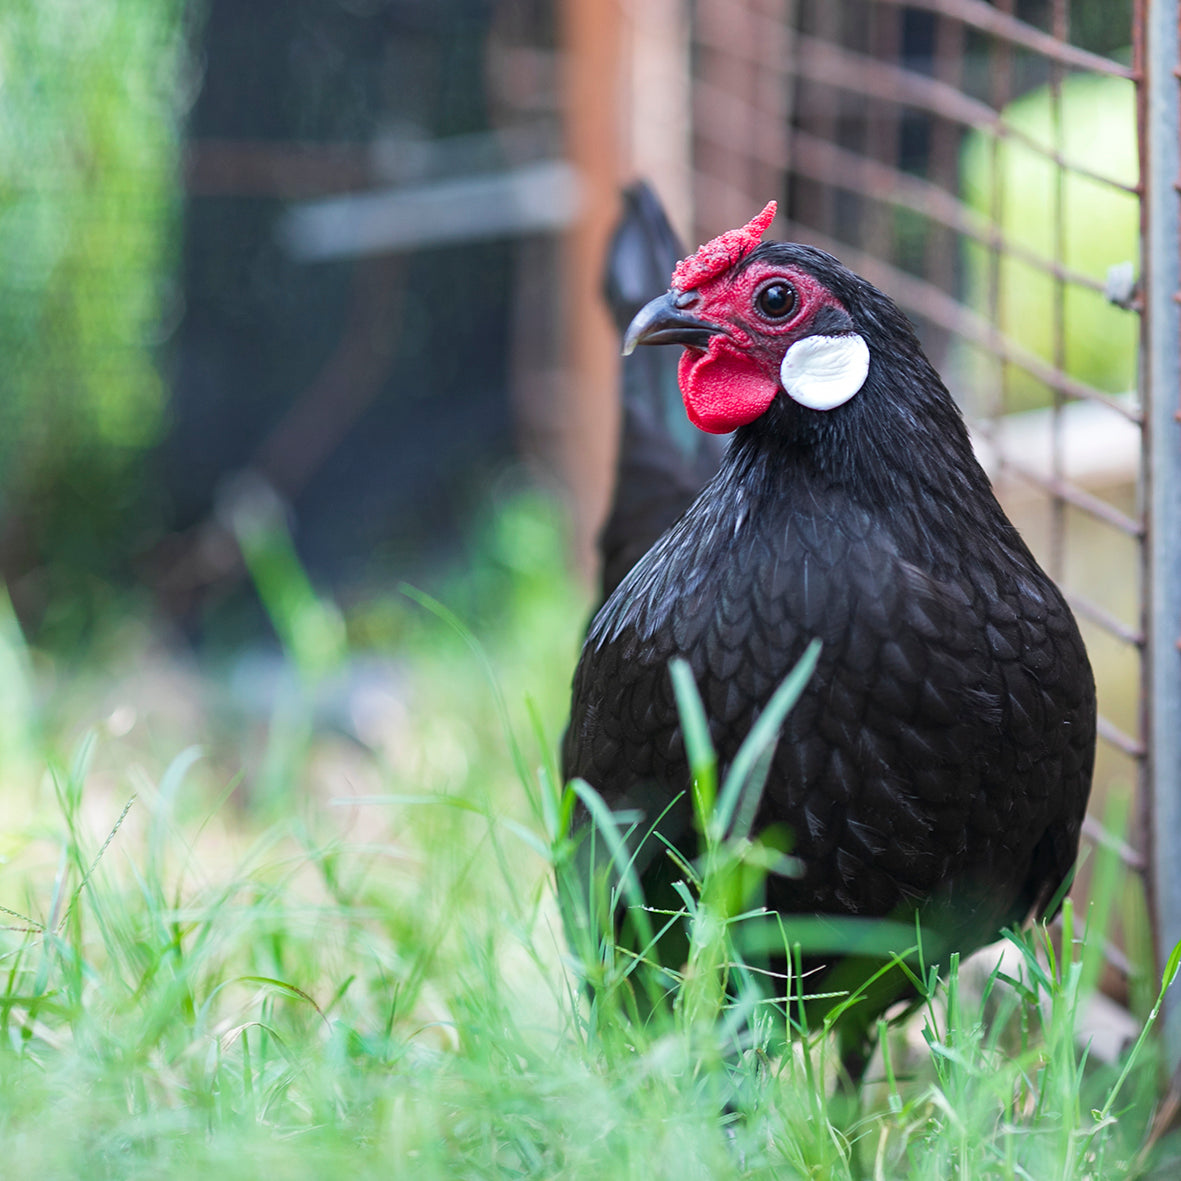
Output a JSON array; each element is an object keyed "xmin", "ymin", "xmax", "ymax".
[
  {"xmin": 669, "ymin": 658, "xmax": 718, "ymax": 838},
  {"xmin": 714, "ymin": 639, "xmax": 820, "ymax": 840}
]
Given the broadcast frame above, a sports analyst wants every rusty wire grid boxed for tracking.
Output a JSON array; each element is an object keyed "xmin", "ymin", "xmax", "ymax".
[{"xmin": 676, "ymin": 0, "xmax": 1181, "ymax": 1070}]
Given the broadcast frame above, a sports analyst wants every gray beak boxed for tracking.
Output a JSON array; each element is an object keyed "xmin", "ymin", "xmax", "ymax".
[{"xmin": 621, "ymin": 290, "xmax": 724, "ymax": 356}]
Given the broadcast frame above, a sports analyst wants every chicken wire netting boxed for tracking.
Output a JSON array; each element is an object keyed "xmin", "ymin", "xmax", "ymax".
[{"xmin": 645, "ymin": 0, "xmax": 1180, "ymax": 1068}]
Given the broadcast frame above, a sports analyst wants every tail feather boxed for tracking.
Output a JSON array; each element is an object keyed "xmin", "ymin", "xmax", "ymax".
[{"xmin": 598, "ymin": 183, "xmax": 727, "ymax": 599}]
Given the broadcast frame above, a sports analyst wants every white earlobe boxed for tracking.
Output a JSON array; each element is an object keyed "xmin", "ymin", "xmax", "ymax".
[{"xmin": 780, "ymin": 333, "xmax": 870, "ymax": 411}]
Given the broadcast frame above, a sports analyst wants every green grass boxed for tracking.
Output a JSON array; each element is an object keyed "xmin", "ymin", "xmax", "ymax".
[{"xmin": 0, "ymin": 493, "xmax": 1177, "ymax": 1179}]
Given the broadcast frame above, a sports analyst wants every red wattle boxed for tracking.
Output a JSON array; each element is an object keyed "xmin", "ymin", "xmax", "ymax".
[{"xmin": 678, "ymin": 341, "xmax": 779, "ymax": 434}]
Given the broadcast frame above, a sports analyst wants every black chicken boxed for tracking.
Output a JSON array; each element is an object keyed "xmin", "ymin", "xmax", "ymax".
[{"xmin": 561, "ymin": 185, "xmax": 1096, "ymax": 1071}]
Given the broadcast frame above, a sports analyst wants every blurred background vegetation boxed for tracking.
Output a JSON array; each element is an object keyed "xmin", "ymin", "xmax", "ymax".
[
  {"xmin": 0, "ymin": 0, "xmax": 566, "ymax": 656},
  {"xmin": 0, "ymin": 1, "xmax": 189, "ymax": 646}
]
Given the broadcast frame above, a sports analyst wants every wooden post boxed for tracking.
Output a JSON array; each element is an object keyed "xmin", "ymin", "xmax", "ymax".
[{"xmin": 559, "ymin": 0, "xmax": 626, "ymax": 579}]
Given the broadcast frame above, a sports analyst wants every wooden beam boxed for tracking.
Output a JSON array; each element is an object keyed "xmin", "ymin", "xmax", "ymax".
[{"xmin": 559, "ymin": 0, "xmax": 626, "ymax": 578}]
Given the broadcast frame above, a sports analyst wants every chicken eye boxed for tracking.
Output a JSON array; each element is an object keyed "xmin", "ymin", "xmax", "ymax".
[{"xmin": 756, "ymin": 281, "xmax": 796, "ymax": 319}]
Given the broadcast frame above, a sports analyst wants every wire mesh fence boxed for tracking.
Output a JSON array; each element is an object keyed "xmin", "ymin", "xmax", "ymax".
[{"xmin": 665, "ymin": 0, "xmax": 1179, "ymax": 1068}]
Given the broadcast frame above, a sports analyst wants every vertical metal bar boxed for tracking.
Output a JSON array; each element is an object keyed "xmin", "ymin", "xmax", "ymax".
[
  {"xmin": 1143, "ymin": 0, "xmax": 1181, "ymax": 1076},
  {"xmin": 1048, "ymin": 0, "xmax": 1068, "ymax": 583}
]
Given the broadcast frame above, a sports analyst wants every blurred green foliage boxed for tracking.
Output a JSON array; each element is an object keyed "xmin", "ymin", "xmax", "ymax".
[{"xmin": 0, "ymin": 1, "xmax": 190, "ymax": 642}]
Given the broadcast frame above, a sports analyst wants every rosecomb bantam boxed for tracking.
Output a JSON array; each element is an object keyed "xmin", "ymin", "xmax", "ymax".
[{"xmin": 561, "ymin": 185, "xmax": 1095, "ymax": 1076}]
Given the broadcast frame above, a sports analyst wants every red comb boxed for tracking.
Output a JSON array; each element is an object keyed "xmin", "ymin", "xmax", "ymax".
[{"xmin": 671, "ymin": 201, "xmax": 777, "ymax": 291}]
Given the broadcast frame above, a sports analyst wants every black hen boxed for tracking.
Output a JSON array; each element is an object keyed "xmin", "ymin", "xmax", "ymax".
[{"xmin": 562, "ymin": 187, "xmax": 1096, "ymax": 1066}]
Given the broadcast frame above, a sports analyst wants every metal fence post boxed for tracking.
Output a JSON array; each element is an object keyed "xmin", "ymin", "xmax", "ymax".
[{"xmin": 1144, "ymin": 0, "xmax": 1181, "ymax": 1079}]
